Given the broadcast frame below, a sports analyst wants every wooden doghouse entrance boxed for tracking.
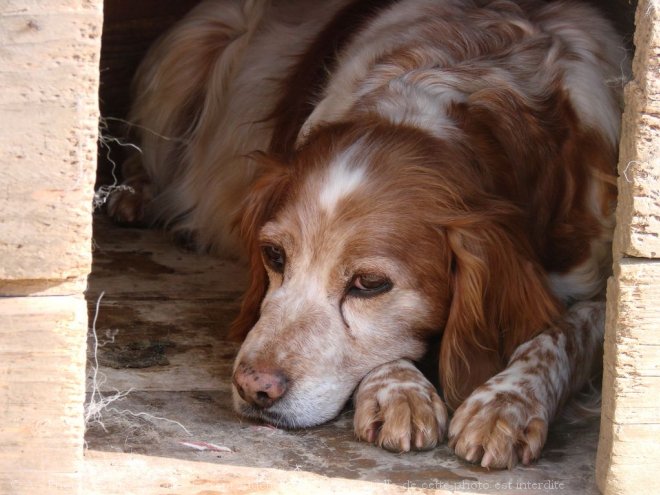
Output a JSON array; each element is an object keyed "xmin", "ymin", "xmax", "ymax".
[{"xmin": 1, "ymin": 1, "xmax": 657, "ymax": 494}]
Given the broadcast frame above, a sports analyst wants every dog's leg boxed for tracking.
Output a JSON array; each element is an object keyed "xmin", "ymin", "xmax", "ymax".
[
  {"xmin": 354, "ymin": 358, "xmax": 448, "ymax": 452},
  {"xmin": 448, "ymin": 301, "xmax": 605, "ymax": 469}
]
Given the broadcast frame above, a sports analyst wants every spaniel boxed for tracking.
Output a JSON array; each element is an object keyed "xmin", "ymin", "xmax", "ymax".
[{"xmin": 108, "ymin": 0, "xmax": 626, "ymax": 468}]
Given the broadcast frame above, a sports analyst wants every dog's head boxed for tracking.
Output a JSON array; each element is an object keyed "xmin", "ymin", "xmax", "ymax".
[{"xmin": 230, "ymin": 121, "xmax": 560, "ymax": 427}]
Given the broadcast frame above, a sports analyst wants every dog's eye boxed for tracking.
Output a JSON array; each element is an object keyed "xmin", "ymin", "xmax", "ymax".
[
  {"xmin": 349, "ymin": 274, "xmax": 392, "ymax": 298},
  {"xmin": 262, "ymin": 244, "xmax": 285, "ymax": 273}
]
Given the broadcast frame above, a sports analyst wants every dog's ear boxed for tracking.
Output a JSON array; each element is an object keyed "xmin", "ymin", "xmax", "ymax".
[
  {"xmin": 440, "ymin": 209, "xmax": 562, "ymax": 409},
  {"xmin": 229, "ymin": 155, "xmax": 291, "ymax": 342}
]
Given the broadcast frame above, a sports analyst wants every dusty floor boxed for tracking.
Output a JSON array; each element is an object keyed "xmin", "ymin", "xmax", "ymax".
[{"xmin": 85, "ymin": 215, "xmax": 601, "ymax": 494}]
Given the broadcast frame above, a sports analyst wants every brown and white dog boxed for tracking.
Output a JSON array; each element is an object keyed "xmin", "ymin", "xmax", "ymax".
[{"xmin": 108, "ymin": 0, "xmax": 627, "ymax": 469}]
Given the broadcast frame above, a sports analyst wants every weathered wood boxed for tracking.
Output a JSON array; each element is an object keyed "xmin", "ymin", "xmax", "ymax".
[
  {"xmin": 0, "ymin": 2, "xmax": 101, "ymax": 494},
  {"xmin": 602, "ymin": 260, "xmax": 660, "ymax": 425},
  {"xmin": 596, "ymin": 425, "xmax": 658, "ymax": 495},
  {"xmin": 83, "ymin": 450, "xmax": 475, "ymax": 495},
  {"xmin": 598, "ymin": 2, "xmax": 660, "ymax": 493},
  {"xmin": 86, "ymin": 216, "xmax": 247, "ymax": 302},
  {"xmin": 596, "ymin": 258, "xmax": 660, "ymax": 494},
  {"xmin": 86, "ymin": 297, "xmax": 240, "ymax": 393},
  {"xmin": 0, "ymin": 2, "xmax": 101, "ymax": 291},
  {"xmin": 615, "ymin": 0, "xmax": 660, "ymax": 258},
  {"xmin": 0, "ymin": 296, "xmax": 88, "ymax": 495}
]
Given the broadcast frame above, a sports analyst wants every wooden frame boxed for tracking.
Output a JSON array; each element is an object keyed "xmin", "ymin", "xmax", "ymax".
[
  {"xmin": 596, "ymin": 0, "xmax": 660, "ymax": 492},
  {"xmin": 0, "ymin": 1, "xmax": 657, "ymax": 493},
  {"xmin": 0, "ymin": 1, "xmax": 101, "ymax": 493}
]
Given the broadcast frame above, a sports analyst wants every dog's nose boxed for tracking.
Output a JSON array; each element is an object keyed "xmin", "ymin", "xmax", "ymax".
[{"xmin": 232, "ymin": 363, "xmax": 288, "ymax": 409}]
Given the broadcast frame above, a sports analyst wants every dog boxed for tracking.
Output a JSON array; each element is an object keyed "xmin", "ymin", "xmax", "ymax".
[{"xmin": 108, "ymin": 0, "xmax": 627, "ymax": 468}]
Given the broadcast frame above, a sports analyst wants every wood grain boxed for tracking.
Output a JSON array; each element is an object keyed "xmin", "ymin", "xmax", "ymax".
[
  {"xmin": 0, "ymin": 2, "xmax": 101, "ymax": 494},
  {"xmin": 0, "ymin": 296, "xmax": 88, "ymax": 495},
  {"xmin": 615, "ymin": 0, "xmax": 660, "ymax": 258},
  {"xmin": 0, "ymin": 3, "xmax": 101, "ymax": 289},
  {"xmin": 597, "ymin": 259, "xmax": 660, "ymax": 493}
]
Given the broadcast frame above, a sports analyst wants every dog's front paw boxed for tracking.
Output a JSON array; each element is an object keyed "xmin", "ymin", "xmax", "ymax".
[
  {"xmin": 106, "ymin": 176, "xmax": 153, "ymax": 226},
  {"xmin": 354, "ymin": 359, "xmax": 447, "ymax": 452},
  {"xmin": 448, "ymin": 385, "xmax": 548, "ymax": 469}
]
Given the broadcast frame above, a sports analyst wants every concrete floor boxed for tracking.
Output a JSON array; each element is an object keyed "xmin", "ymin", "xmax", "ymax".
[{"xmin": 85, "ymin": 215, "xmax": 601, "ymax": 494}]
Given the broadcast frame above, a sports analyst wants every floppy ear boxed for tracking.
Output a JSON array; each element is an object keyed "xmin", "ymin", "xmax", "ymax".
[
  {"xmin": 228, "ymin": 156, "xmax": 291, "ymax": 342},
  {"xmin": 440, "ymin": 212, "xmax": 562, "ymax": 410}
]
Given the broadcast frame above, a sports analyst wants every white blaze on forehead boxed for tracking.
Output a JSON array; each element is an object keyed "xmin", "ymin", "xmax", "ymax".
[{"xmin": 317, "ymin": 144, "xmax": 367, "ymax": 214}]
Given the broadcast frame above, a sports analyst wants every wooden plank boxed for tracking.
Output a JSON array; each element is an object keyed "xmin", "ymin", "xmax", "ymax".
[
  {"xmin": 0, "ymin": 296, "xmax": 87, "ymax": 495},
  {"xmin": 1, "ymin": 1, "xmax": 100, "ymax": 13},
  {"xmin": 599, "ymin": 4, "xmax": 660, "ymax": 492},
  {"xmin": 596, "ymin": 424, "xmax": 658, "ymax": 495},
  {"xmin": 599, "ymin": 423, "xmax": 660, "ymax": 463},
  {"xmin": 0, "ymin": 2, "xmax": 101, "ymax": 288},
  {"xmin": 596, "ymin": 259, "xmax": 660, "ymax": 494},
  {"xmin": 0, "ymin": 2, "xmax": 101, "ymax": 494},
  {"xmin": 630, "ymin": 0, "xmax": 660, "ymax": 114},
  {"xmin": 615, "ymin": 0, "xmax": 660, "ymax": 258},
  {"xmin": 86, "ymin": 216, "xmax": 247, "ymax": 301},
  {"xmin": 83, "ymin": 450, "xmax": 475, "ymax": 495},
  {"xmin": 602, "ymin": 259, "xmax": 660, "ymax": 425},
  {"xmin": 86, "ymin": 298, "xmax": 240, "ymax": 393}
]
